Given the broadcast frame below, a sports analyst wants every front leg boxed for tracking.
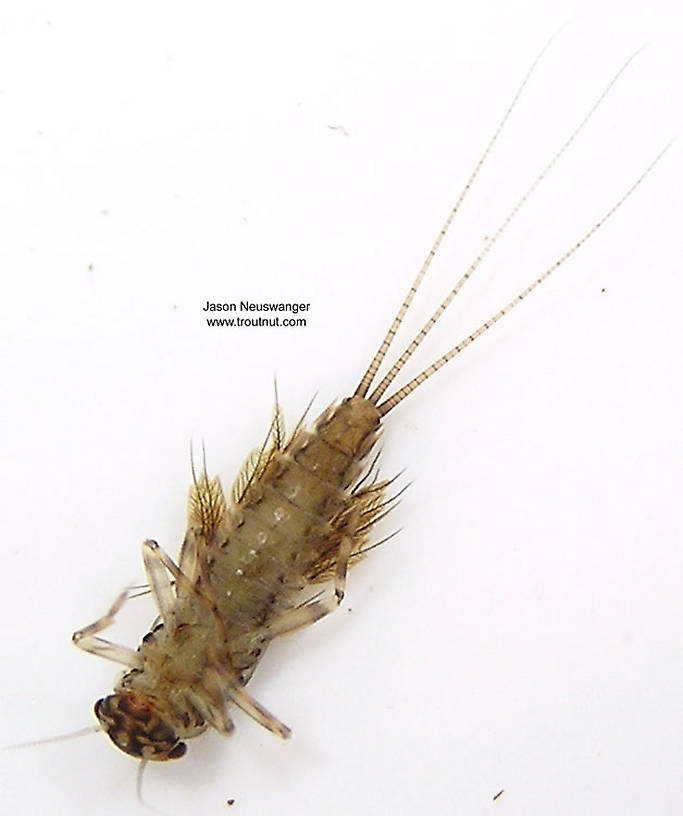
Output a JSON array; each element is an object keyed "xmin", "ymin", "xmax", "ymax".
[
  {"xmin": 72, "ymin": 588, "xmax": 142, "ymax": 668},
  {"xmin": 73, "ymin": 537, "xmax": 186, "ymax": 667}
]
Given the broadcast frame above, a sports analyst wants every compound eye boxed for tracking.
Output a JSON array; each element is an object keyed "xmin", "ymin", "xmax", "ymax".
[{"xmin": 166, "ymin": 741, "xmax": 187, "ymax": 759}]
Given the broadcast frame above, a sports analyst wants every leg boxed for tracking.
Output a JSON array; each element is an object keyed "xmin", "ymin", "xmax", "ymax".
[
  {"xmin": 227, "ymin": 681, "xmax": 292, "ymax": 739},
  {"xmin": 143, "ymin": 538, "xmax": 227, "ymax": 642},
  {"xmin": 184, "ymin": 687, "xmax": 235, "ymax": 737},
  {"xmin": 265, "ymin": 535, "xmax": 353, "ymax": 639},
  {"xmin": 73, "ymin": 537, "xmax": 188, "ymax": 666},
  {"xmin": 141, "ymin": 538, "xmax": 178, "ymax": 628},
  {"xmin": 125, "ymin": 533, "xmax": 197, "ymax": 606},
  {"xmin": 202, "ymin": 666, "xmax": 291, "ymax": 740},
  {"xmin": 72, "ymin": 588, "xmax": 142, "ymax": 668},
  {"xmin": 177, "ymin": 527, "xmax": 200, "ymax": 583}
]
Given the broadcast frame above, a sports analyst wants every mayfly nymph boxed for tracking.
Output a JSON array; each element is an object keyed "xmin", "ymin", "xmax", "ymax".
[{"xmin": 72, "ymin": 42, "xmax": 667, "ymax": 765}]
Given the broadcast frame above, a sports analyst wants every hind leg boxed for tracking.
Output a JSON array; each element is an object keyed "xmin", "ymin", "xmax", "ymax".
[{"xmin": 264, "ymin": 535, "xmax": 353, "ymax": 639}]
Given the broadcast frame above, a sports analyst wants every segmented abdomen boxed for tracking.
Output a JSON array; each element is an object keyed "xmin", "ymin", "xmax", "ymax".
[
  {"xmin": 206, "ymin": 397, "xmax": 383, "ymax": 666},
  {"xmin": 133, "ymin": 396, "xmax": 384, "ymax": 693}
]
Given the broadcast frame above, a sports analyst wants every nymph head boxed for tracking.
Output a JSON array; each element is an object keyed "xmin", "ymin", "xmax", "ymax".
[{"xmin": 94, "ymin": 691, "xmax": 187, "ymax": 761}]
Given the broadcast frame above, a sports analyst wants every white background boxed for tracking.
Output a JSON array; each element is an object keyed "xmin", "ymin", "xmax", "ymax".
[{"xmin": 1, "ymin": 1, "xmax": 681, "ymax": 815}]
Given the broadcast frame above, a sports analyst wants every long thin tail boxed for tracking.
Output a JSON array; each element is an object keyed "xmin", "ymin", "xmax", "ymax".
[
  {"xmin": 354, "ymin": 31, "xmax": 560, "ymax": 399},
  {"xmin": 367, "ymin": 48, "xmax": 644, "ymax": 406},
  {"xmin": 376, "ymin": 139, "xmax": 671, "ymax": 416}
]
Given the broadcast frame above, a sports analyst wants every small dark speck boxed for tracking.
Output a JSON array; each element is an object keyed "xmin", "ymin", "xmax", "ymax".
[
  {"xmin": 347, "ymin": 607, "xmax": 353, "ymax": 613},
  {"xmin": 226, "ymin": 798, "xmax": 235, "ymax": 806},
  {"xmin": 601, "ymin": 287, "xmax": 606, "ymax": 293},
  {"xmin": 493, "ymin": 789, "xmax": 504, "ymax": 802},
  {"xmin": 87, "ymin": 263, "xmax": 94, "ymax": 271}
]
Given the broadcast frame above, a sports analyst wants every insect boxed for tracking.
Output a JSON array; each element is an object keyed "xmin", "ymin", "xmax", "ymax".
[
  {"xmin": 67, "ymin": 39, "xmax": 666, "ymax": 769},
  {"xmin": 3, "ymin": 19, "xmax": 674, "ymax": 813}
]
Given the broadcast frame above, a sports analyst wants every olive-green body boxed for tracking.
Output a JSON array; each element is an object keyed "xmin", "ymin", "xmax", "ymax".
[{"xmin": 111, "ymin": 396, "xmax": 382, "ymax": 746}]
